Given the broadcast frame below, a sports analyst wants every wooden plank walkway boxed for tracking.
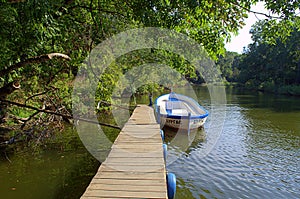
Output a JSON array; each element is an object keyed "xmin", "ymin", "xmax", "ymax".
[{"xmin": 81, "ymin": 105, "xmax": 167, "ymax": 199}]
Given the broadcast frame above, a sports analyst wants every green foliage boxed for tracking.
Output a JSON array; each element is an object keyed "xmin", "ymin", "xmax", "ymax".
[
  {"xmin": 225, "ymin": 18, "xmax": 300, "ymax": 95},
  {"xmin": 216, "ymin": 51, "xmax": 240, "ymax": 82},
  {"xmin": 250, "ymin": 18, "xmax": 300, "ymax": 46},
  {"xmin": 250, "ymin": 1, "xmax": 300, "ymax": 45},
  {"xmin": 1, "ymin": 0, "xmax": 300, "ymax": 124},
  {"xmin": 94, "ymin": 48, "xmax": 192, "ymax": 111},
  {"xmin": 278, "ymin": 85, "xmax": 300, "ymax": 96},
  {"xmin": 95, "ymin": 63, "xmax": 123, "ymax": 110},
  {"xmin": 258, "ymin": 80, "xmax": 276, "ymax": 92},
  {"xmin": 264, "ymin": 1, "xmax": 300, "ymax": 19}
]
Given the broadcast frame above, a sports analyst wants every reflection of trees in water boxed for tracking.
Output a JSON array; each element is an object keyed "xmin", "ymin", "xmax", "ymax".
[{"xmin": 162, "ymin": 126, "xmax": 206, "ymax": 155}]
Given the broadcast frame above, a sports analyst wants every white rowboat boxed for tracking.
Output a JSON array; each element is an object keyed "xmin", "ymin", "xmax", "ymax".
[{"xmin": 154, "ymin": 92, "xmax": 209, "ymax": 130}]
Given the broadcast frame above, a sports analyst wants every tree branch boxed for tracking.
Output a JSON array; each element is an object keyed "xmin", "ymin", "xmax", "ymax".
[
  {"xmin": 25, "ymin": 89, "xmax": 53, "ymax": 104},
  {"xmin": 0, "ymin": 81, "xmax": 21, "ymax": 99},
  {"xmin": 234, "ymin": 3, "xmax": 282, "ymax": 20},
  {"xmin": 0, "ymin": 53, "xmax": 71, "ymax": 77},
  {"xmin": 20, "ymin": 111, "xmax": 40, "ymax": 129},
  {"xmin": 0, "ymin": 99, "xmax": 121, "ymax": 129}
]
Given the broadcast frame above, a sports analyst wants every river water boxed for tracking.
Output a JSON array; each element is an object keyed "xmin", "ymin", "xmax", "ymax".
[
  {"xmin": 0, "ymin": 86, "xmax": 299, "ymax": 199},
  {"xmin": 165, "ymin": 86, "xmax": 300, "ymax": 199}
]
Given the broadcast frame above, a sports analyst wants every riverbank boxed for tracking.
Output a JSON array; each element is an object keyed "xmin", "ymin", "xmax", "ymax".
[{"xmin": 226, "ymin": 82, "xmax": 300, "ymax": 96}]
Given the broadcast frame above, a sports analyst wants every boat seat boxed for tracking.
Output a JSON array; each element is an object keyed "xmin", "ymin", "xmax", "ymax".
[
  {"xmin": 166, "ymin": 101, "xmax": 184, "ymax": 109},
  {"xmin": 166, "ymin": 101, "xmax": 186, "ymax": 114},
  {"xmin": 171, "ymin": 109, "xmax": 189, "ymax": 116}
]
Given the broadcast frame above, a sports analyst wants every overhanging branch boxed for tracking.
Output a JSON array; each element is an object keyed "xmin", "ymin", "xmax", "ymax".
[
  {"xmin": 233, "ymin": 3, "xmax": 283, "ymax": 20},
  {"xmin": 0, "ymin": 53, "xmax": 71, "ymax": 77},
  {"xmin": 0, "ymin": 99, "xmax": 121, "ymax": 129}
]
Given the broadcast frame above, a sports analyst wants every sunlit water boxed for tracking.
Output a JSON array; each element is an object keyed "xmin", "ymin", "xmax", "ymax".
[
  {"xmin": 166, "ymin": 87, "xmax": 300, "ymax": 199},
  {"xmin": 0, "ymin": 86, "xmax": 299, "ymax": 199}
]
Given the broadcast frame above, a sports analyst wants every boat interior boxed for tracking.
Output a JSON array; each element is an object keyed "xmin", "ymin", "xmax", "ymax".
[{"xmin": 161, "ymin": 99, "xmax": 202, "ymax": 116}]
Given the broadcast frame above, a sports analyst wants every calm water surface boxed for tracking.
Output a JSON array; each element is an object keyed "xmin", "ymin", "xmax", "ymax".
[
  {"xmin": 166, "ymin": 87, "xmax": 300, "ymax": 199},
  {"xmin": 0, "ymin": 86, "xmax": 299, "ymax": 199},
  {"xmin": 0, "ymin": 128, "xmax": 100, "ymax": 199}
]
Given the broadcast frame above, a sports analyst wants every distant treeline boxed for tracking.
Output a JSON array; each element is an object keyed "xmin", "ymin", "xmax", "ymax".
[{"xmin": 216, "ymin": 20, "xmax": 300, "ymax": 96}]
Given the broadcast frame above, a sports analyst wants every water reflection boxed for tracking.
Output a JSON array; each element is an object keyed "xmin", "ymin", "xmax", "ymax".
[
  {"xmin": 0, "ymin": 127, "xmax": 100, "ymax": 199},
  {"xmin": 163, "ymin": 126, "xmax": 206, "ymax": 157}
]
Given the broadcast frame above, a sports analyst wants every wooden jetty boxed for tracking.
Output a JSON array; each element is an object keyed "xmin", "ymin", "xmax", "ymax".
[{"xmin": 81, "ymin": 105, "xmax": 168, "ymax": 199}]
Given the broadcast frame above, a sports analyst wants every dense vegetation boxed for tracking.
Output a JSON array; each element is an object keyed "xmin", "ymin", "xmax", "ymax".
[
  {"xmin": 217, "ymin": 18, "xmax": 300, "ymax": 95},
  {"xmin": 0, "ymin": 0, "xmax": 299, "ymax": 138}
]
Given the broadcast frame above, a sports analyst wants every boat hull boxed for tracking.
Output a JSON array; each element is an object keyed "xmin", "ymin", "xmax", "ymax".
[{"xmin": 160, "ymin": 115, "xmax": 207, "ymax": 129}]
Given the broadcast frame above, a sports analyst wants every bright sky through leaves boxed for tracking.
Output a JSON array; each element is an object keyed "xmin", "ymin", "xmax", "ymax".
[{"xmin": 225, "ymin": 2, "xmax": 269, "ymax": 53}]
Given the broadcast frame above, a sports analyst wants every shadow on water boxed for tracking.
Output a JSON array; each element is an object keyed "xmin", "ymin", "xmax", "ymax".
[{"xmin": 0, "ymin": 126, "xmax": 100, "ymax": 199}]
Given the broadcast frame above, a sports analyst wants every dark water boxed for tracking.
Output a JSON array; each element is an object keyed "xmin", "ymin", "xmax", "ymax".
[
  {"xmin": 0, "ymin": 86, "xmax": 299, "ymax": 199},
  {"xmin": 0, "ymin": 128, "xmax": 100, "ymax": 199}
]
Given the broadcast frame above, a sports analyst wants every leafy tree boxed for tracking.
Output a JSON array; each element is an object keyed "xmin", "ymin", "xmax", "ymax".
[
  {"xmin": 237, "ymin": 19, "xmax": 300, "ymax": 94},
  {"xmin": 216, "ymin": 51, "xmax": 240, "ymax": 82},
  {"xmin": 1, "ymin": 0, "xmax": 300, "ymax": 130}
]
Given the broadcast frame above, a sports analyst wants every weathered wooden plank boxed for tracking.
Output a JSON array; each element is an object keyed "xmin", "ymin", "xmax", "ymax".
[
  {"xmin": 118, "ymin": 134, "xmax": 161, "ymax": 139},
  {"xmin": 111, "ymin": 144, "xmax": 162, "ymax": 148},
  {"xmin": 115, "ymin": 136, "xmax": 160, "ymax": 142},
  {"xmin": 104, "ymin": 157, "xmax": 164, "ymax": 164},
  {"xmin": 110, "ymin": 147, "xmax": 162, "ymax": 153},
  {"xmin": 120, "ymin": 128, "xmax": 160, "ymax": 133},
  {"xmin": 122, "ymin": 125, "xmax": 159, "ymax": 130},
  {"xmin": 97, "ymin": 166, "xmax": 165, "ymax": 173},
  {"xmin": 100, "ymin": 163, "xmax": 165, "ymax": 172},
  {"xmin": 108, "ymin": 152, "xmax": 161, "ymax": 157},
  {"xmin": 108, "ymin": 152, "xmax": 162, "ymax": 156},
  {"xmin": 86, "ymin": 183, "xmax": 166, "ymax": 192},
  {"xmin": 114, "ymin": 140, "xmax": 161, "ymax": 144},
  {"xmin": 107, "ymin": 151, "xmax": 162, "ymax": 158},
  {"xmin": 81, "ymin": 105, "xmax": 167, "ymax": 198},
  {"xmin": 98, "ymin": 165, "xmax": 165, "ymax": 172},
  {"xmin": 83, "ymin": 190, "xmax": 166, "ymax": 198},
  {"xmin": 116, "ymin": 133, "xmax": 159, "ymax": 139},
  {"xmin": 108, "ymin": 148, "xmax": 162, "ymax": 154},
  {"xmin": 89, "ymin": 178, "xmax": 165, "ymax": 186},
  {"xmin": 94, "ymin": 171, "xmax": 165, "ymax": 180},
  {"xmin": 121, "ymin": 126, "xmax": 159, "ymax": 130},
  {"xmin": 82, "ymin": 197, "xmax": 164, "ymax": 199}
]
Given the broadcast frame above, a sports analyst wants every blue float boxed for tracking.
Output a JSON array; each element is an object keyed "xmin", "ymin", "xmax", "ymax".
[
  {"xmin": 167, "ymin": 172, "xmax": 176, "ymax": 199},
  {"xmin": 163, "ymin": 144, "xmax": 167, "ymax": 162},
  {"xmin": 160, "ymin": 129, "xmax": 165, "ymax": 141}
]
